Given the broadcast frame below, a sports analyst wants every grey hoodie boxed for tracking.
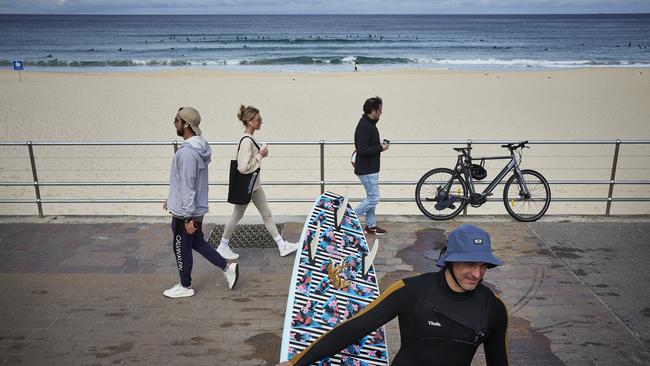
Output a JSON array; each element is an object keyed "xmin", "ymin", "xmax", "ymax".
[{"xmin": 167, "ymin": 136, "xmax": 212, "ymax": 219}]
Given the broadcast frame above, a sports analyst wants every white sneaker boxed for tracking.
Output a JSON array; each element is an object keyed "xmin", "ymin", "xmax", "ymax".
[
  {"xmin": 163, "ymin": 283, "xmax": 195, "ymax": 298},
  {"xmin": 279, "ymin": 241, "xmax": 300, "ymax": 257},
  {"xmin": 223, "ymin": 262, "xmax": 239, "ymax": 290},
  {"xmin": 217, "ymin": 244, "xmax": 240, "ymax": 260}
]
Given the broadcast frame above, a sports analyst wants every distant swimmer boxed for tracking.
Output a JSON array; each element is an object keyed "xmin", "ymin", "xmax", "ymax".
[
  {"xmin": 46, "ymin": 54, "xmax": 53, "ymax": 58},
  {"xmin": 118, "ymin": 47, "xmax": 123, "ymax": 51}
]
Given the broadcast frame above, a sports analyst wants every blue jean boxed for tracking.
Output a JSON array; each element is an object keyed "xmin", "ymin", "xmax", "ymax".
[
  {"xmin": 171, "ymin": 218, "xmax": 227, "ymax": 288},
  {"xmin": 355, "ymin": 173, "xmax": 380, "ymax": 228}
]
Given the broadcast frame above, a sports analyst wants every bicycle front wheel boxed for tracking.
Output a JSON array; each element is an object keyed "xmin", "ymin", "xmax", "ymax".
[
  {"xmin": 415, "ymin": 168, "xmax": 467, "ymax": 220},
  {"xmin": 503, "ymin": 169, "xmax": 551, "ymax": 222}
]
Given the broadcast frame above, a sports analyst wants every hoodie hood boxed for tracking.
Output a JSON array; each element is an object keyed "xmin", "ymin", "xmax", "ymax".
[{"xmin": 182, "ymin": 135, "xmax": 212, "ymax": 164}]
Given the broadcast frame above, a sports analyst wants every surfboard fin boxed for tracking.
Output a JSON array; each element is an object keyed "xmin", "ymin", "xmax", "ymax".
[
  {"xmin": 335, "ymin": 194, "xmax": 348, "ymax": 229},
  {"xmin": 309, "ymin": 225, "xmax": 321, "ymax": 262},
  {"xmin": 363, "ymin": 239, "xmax": 379, "ymax": 276}
]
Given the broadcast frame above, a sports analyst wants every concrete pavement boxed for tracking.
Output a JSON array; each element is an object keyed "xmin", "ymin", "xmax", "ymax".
[{"xmin": 0, "ymin": 216, "xmax": 649, "ymax": 365}]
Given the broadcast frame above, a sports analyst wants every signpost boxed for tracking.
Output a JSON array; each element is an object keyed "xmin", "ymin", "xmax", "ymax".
[{"xmin": 13, "ymin": 60, "xmax": 24, "ymax": 82}]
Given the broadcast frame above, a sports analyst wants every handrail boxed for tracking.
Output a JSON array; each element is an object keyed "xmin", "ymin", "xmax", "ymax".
[{"xmin": 1, "ymin": 139, "xmax": 649, "ymax": 217}]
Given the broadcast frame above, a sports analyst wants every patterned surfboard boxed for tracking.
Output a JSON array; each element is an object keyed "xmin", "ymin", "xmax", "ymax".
[{"xmin": 280, "ymin": 191, "xmax": 388, "ymax": 365}]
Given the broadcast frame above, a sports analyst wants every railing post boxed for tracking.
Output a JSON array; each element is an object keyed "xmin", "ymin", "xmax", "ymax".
[
  {"xmin": 27, "ymin": 141, "xmax": 44, "ymax": 217},
  {"xmin": 320, "ymin": 140, "xmax": 325, "ymax": 194},
  {"xmin": 605, "ymin": 139, "xmax": 621, "ymax": 216},
  {"xmin": 173, "ymin": 140, "xmax": 179, "ymax": 153},
  {"xmin": 463, "ymin": 139, "xmax": 472, "ymax": 216}
]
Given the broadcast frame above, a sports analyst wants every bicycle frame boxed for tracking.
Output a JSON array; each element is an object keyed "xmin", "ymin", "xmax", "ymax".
[{"xmin": 449, "ymin": 149, "xmax": 530, "ymax": 202}]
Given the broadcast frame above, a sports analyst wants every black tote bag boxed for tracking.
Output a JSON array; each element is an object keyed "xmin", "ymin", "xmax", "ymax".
[{"xmin": 227, "ymin": 136, "xmax": 260, "ymax": 204}]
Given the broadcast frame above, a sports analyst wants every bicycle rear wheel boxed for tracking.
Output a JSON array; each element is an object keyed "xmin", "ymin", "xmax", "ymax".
[
  {"xmin": 503, "ymin": 169, "xmax": 551, "ymax": 222},
  {"xmin": 415, "ymin": 168, "xmax": 467, "ymax": 220}
]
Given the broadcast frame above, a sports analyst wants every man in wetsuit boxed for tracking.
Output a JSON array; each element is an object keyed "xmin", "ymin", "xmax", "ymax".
[{"xmin": 276, "ymin": 224, "xmax": 509, "ymax": 366}]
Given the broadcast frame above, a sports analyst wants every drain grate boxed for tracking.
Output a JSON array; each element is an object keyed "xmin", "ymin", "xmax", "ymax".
[{"xmin": 207, "ymin": 224, "xmax": 284, "ymax": 249}]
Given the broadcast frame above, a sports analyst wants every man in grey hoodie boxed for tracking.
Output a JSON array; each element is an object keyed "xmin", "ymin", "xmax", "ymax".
[{"xmin": 163, "ymin": 107, "xmax": 239, "ymax": 298}]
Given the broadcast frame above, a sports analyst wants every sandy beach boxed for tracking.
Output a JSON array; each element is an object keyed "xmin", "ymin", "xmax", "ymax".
[{"xmin": 1, "ymin": 68, "xmax": 649, "ymax": 216}]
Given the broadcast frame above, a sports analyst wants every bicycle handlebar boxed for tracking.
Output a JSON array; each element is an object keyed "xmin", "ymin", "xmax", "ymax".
[
  {"xmin": 501, "ymin": 140, "xmax": 529, "ymax": 150},
  {"xmin": 453, "ymin": 141, "xmax": 528, "ymax": 156}
]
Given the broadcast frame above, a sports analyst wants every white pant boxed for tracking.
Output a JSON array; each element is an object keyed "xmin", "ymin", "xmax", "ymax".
[{"xmin": 222, "ymin": 187, "xmax": 280, "ymax": 240}]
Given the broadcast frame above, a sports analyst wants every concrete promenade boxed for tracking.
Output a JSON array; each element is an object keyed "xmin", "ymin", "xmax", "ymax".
[{"xmin": 0, "ymin": 216, "xmax": 649, "ymax": 365}]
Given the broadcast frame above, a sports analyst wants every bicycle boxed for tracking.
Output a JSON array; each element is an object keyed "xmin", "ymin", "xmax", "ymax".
[{"xmin": 415, "ymin": 141, "xmax": 551, "ymax": 222}]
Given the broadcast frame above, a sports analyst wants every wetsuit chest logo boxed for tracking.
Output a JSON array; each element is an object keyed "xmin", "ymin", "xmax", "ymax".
[{"xmin": 427, "ymin": 320, "xmax": 442, "ymax": 327}]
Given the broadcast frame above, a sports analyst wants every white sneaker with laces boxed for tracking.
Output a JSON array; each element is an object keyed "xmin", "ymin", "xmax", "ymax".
[
  {"xmin": 279, "ymin": 241, "xmax": 300, "ymax": 257},
  {"xmin": 223, "ymin": 262, "xmax": 239, "ymax": 290},
  {"xmin": 217, "ymin": 244, "xmax": 240, "ymax": 260},
  {"xmin": 163, "ymin": 283, "xmax": 195, "ymax": 298}
]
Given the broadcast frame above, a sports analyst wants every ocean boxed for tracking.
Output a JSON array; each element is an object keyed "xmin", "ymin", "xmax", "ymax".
[{"xmin": 1, "ymin": 14, "xmax": 649, "ymax": 71}]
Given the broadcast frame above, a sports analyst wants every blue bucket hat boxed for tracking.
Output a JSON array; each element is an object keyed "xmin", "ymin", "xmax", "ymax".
[{"xmin": 436, "ymin": 224, "xmax": 503, "ymax": 268}]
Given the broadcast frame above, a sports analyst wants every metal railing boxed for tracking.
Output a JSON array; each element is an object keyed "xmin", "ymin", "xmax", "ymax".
[{"xmin": 1, "ymin": 139, "xmax": 649, "ymax": 217}]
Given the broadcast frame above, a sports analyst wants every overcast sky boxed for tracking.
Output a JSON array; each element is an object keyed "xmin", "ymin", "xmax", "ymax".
[{"xmin": 1, "ymin": 0, "xmax": 649, "ymax": 14}]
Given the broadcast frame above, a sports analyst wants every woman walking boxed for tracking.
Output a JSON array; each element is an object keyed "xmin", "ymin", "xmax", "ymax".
[{"xmin": 217, "ymin": 105, "xmax": 300, "ymax": 260}]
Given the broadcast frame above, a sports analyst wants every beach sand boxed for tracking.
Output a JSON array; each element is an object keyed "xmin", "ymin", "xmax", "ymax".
[{"xmin": 1, "ymin": 68, "xmax": 649, "ymax": 216}]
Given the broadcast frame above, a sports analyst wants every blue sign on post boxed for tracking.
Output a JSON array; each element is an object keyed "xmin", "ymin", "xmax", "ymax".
[{"xmin": 12, "ymin": 60, "xmax": 23, "ymax": 82}]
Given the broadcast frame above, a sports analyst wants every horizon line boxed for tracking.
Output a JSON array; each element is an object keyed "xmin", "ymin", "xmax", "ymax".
[{"xmin": 1, "ymin": 12, "xmax": 650, "ymax": 16}]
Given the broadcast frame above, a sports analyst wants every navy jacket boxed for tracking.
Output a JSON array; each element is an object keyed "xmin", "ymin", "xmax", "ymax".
[{"xmin": 354, "ymin": 114, "xmax": 383, "ymax": 175}]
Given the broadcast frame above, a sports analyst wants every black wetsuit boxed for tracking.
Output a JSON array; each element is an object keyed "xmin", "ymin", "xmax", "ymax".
[{"xmin": 290, "ymin": 271, "xmax": 509, "ymax": 366}]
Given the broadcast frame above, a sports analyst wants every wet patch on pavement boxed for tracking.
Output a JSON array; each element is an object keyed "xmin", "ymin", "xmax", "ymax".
[
  {"xmin": 104, "ymin": 309, "xmax": 129, "ymax": 318},
  {"xmin": 243, "ymin": 332, "xmax": 282, "ymax": 365},
  {"xmin": 394, "ymin": 227, "xmax": 446, "ymax": 273},
  {"xmin": 550, "ymin": 246, "xmax": 585, "ymax": 259},
  {"xmin": 219, "ymin": 321, "xmax": 251, "ymax": 328},
  {"xmin": 378, "ymin": 270, "xmax": 415, "ymax": 291},
  {"xmin": 232, "ymin": 297, "xmax": 251, "ymax": 303},
  {"xmin": 172, "ymin": 336, "xmax": 214, "ymax": 346},
  {"xmin": 508, "ymin": 316, "xmax": 566, "ymax": 365},
  {"xmin": 641, "ymin": 308, "xmax": 650, "ymax": 317},
  {"xmin": 88, "ymin": 342, "xmax": 133, "ymax": 358}
]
